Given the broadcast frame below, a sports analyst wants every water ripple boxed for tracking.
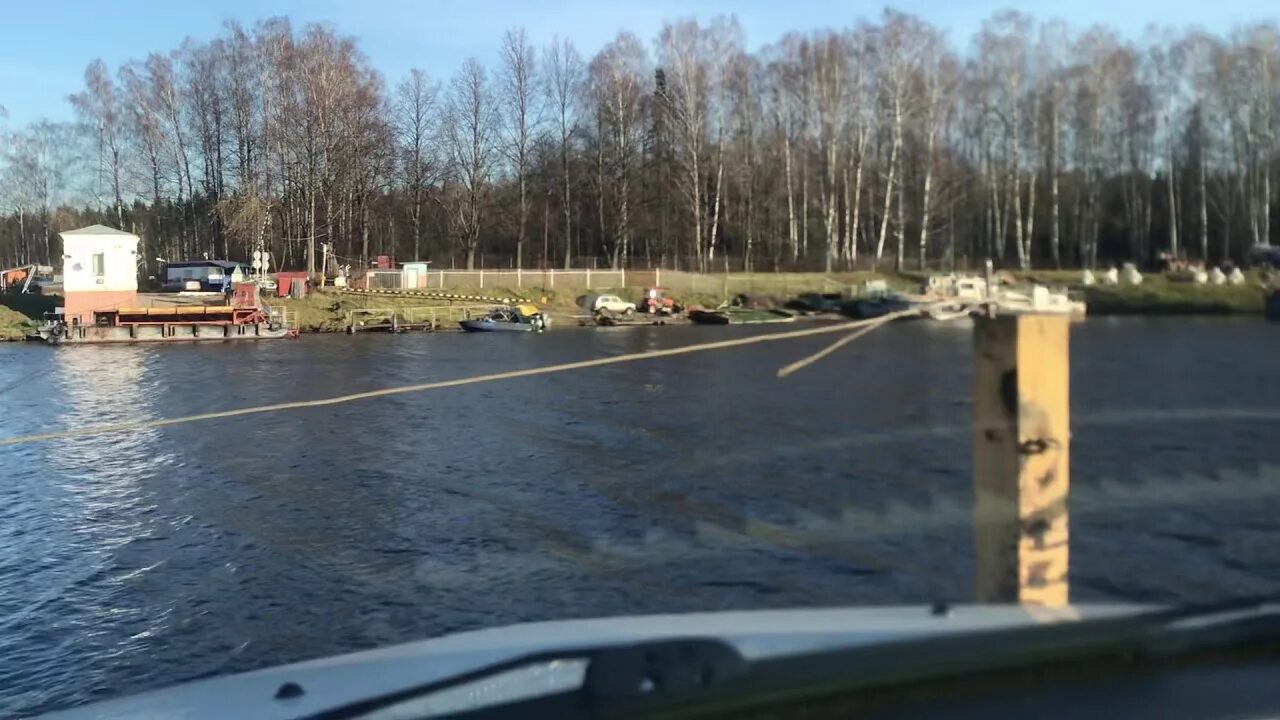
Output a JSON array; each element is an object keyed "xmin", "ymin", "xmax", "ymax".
[{"xmin": 0, "ymin": 319, "xmax": 1278, "ymax": 716}]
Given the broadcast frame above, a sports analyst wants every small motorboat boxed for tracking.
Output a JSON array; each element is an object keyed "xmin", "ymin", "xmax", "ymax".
[
  {"xmin": 688, "ymin": 308, "xmax": 795, "ymax": 325},
  {"xmin": 850, "ymin": 293, "xmax": 918, "ymax": 319},
  {"xmin": 994, "ymin": 286, "xmax": 1087, "ymax": 318},
  {"xmin": 459, "ymin": 304, "xmax": 549, "ymax": 333},
  {"xmin": 922, "ymin": 302, "xmax": 972, "ymax": 322}
]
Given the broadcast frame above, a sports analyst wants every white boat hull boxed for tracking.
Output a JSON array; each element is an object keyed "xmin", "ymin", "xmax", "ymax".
[{"xmin": 41, "ymin": 604, "xmax": 1148, "ymax": 719}]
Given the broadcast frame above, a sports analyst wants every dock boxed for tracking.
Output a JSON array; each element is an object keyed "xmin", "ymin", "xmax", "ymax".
[
  {"xmin": 592, "ymin": 313, "xmax": 690, "ymax": 327},
  {"xmin": 346, "ymin": 304, "xmax": 493, "ymax": 333}
]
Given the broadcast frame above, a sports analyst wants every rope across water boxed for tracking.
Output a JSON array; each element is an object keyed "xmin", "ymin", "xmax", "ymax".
[{"xmin": 0, "ymin": 312, "xmax": 910, "ymax": 447}]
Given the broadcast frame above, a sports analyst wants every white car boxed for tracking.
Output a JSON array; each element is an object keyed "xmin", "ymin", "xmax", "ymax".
[{"xmin": 586, "ymin": 294, "xmax": 636, "ymax": 314}]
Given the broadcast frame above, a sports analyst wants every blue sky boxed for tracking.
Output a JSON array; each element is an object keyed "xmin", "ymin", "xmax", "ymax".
[{"xmin": 2, "ymin": 0, "xmax": 1275, "ymax": 127}]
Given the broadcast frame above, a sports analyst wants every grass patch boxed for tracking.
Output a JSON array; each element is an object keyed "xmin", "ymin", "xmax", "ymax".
[
  {"xmin": 272, "ymin": 269, "xmax": 1271, "ymax": 332},
  {"xmin": 0, "ymin": 301, "xmax": 43, "ymax": 340},
  {"xmin": 1083, "ymin": 279, "xmax": 1265, "ymax": 315}
]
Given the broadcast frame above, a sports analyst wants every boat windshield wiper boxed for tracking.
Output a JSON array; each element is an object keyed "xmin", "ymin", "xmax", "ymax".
[{"xmin": 302, "ymin": 595, "xmax": 1280, "ymax": 720}]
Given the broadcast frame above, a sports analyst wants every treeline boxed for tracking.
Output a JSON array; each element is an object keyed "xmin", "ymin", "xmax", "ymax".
[{"xmin": 2, "ymin": 11, "xmax": 1279, "ymax": 275}]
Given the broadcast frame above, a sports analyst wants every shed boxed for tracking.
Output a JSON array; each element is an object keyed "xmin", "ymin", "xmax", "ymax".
[
  {"xmin": 59, "ymin": 225, "xmax": 139, "ymax": 323},
  {"xmin": 403, "ymin": 262, "xmax": 430, "ymax": 288},
  {"xmin": 275, "ymin": 271, "xmax": 309, "ymax": 298}
]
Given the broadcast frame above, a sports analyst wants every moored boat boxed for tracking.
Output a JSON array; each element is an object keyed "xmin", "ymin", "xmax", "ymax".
[
  {"xmin": 849, "ymin": 293, "xmax": 925, "ymax": 319},
  {"xmin": 921, "ymin": 302, "xmax": 972, "ymax": 322},
  {"xmin": 459, "ymin": 304, "xmax": 549, "ymax": 332},
  {"xmin": 689, "ymin": 308, "xmax": 795, "ymax": 325}
]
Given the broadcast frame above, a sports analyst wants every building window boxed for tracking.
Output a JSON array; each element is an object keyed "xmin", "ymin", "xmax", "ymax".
[{"xmin": 91, "ymin": 253, "xmax": 105, "ymax": 277}]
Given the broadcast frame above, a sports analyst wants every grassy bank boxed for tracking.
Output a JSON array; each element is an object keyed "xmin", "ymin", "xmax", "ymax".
[
  {"xmin": 0, "ymin": 306, "xmax": 37, "ymax": 340},
  {"xmin": 272, "ymin": 288, "xmax": 590, "ymax": 332},
  {"xmin": 1081, "ymin": 279, "xmax": 1265, "ymax": 315},
  {"xmin": 1003, "ymin": 270, "xmax": 1266, "ymax": 315},
  {"xmin": 275, "ymin": 273, "xmax": 1269, "ymax": 332},
  {"xmin": 1, "ymin": 270, "xmax": 1268, "ymax": 341},
  {"xmin": 0, "ymin": 295, "xmax": 56, "ymax": 340},
  {"xmin": 273, "ymin": 286, "xmax": 734, "ymax": 332}
]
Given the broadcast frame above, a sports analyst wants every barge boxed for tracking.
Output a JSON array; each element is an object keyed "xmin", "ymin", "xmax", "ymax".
[
  {"xmin": 35, "ymin": 303, "xmax": 296, "ymax": 344},
  {"xmin": 36, "ymin": 224, "xmax": 297, "ymax": 344}
]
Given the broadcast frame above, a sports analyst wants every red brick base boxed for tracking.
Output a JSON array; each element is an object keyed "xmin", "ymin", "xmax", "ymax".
[{"xmin": 64, "ymin": 290, "xmax": 139, "ymax": 324}]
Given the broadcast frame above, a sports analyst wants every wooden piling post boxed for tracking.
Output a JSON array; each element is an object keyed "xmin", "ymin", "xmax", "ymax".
[{"xmin": 973, "ymin": 314, "xmax": 1070, "ymax": 607}]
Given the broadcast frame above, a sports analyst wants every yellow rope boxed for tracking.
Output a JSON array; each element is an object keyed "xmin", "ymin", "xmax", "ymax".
[
  {"xmin": 776, "ymin": 320, "xmax": 889, "ymax": 378},
  {"xmin": 1, "ymin": 312, "xmax": 908, "ymax": 447}
]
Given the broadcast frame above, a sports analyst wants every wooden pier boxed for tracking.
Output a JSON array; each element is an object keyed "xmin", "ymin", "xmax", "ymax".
[{"xmin": 346, "ymin": 304, "xmax": 492, "ymax": 333}]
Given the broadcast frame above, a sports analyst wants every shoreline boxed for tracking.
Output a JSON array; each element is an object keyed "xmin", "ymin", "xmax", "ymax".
[{"xmin": 2, "ymin": 276, "xmax": 1271, "ymax": 341}]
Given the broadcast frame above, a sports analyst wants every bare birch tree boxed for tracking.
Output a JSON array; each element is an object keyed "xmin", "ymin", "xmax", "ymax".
[
  {"xmin": 542, "ymin": 37, "xmax": 582, "ymax": 268},
  {"xmin": 395, "ymin": 69, "xmax": 440, "ymax": 262},
  {"xmin": 443, "ymin": 58, "xmax": 497, "ymax": 269},
  {"xmin": 500, "ymin": 28, "xmax": 538, "ymax": 269}
]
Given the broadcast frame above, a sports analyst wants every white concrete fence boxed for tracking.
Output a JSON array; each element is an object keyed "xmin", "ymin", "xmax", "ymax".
[
  {"xmin": 362, "ymin": 268, "xmax": 661, "ymax": 291},
  {"xmin": 359, "ymin": 267, "xmax": 854, "ymax": 297}
]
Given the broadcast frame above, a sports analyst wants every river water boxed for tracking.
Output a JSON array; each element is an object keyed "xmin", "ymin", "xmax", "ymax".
[{"xmin": 2, "ymin": 317, "xmax": 1280, "ymax": 716}]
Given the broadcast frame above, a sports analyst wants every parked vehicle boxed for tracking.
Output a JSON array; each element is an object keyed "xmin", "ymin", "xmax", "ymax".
[
  {"xmin": 638, "ymin": 287, "xmax": 682, "ymax": 315},
  {"xmin": 582, "ymin": 294, "xmax": 636, "ymax": 315}
]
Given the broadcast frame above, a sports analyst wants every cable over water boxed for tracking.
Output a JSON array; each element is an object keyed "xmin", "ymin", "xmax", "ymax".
[{"xmin": 0, "ymin": 312, "xmax": 909, "ymax": 447}]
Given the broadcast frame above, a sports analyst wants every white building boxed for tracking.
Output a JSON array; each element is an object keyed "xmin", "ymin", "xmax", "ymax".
[{"xmin": 59, "ymin": 225, "xmax": 140, "ymax": 323}]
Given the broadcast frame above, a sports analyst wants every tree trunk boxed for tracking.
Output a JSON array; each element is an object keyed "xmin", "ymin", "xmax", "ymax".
[
  {"xmin": 518, "ymin": 171, "xmax": 527, "ymax": 271},
  {"xmin": 842, "ymin": 163, "xmax": 852, "ymax": 267},
  {"xmin": 918, "ymin": 130, "xmax": 935, "ymax": 271},
  {"xmin": 708, "ymin": 146, "xmax": 724, "ymax": 263},
  {"xmin": 690, "ymin": 152, "xmax": 703, "ymax": 270},
  {"xmin": 784, "ymin": 135, "xmax": 797, "ymax": 262},
  {"xmin": 1012, "ymin": 170, "xmax": 1026, "ymax": 270},
  {"xmin": 360, "ymin": 198, "xmax": 370, "ymax": 269},
  {"xmin": 875, "ymin": 126, "xmax": 900, "ymax": 267},
  {"xmin": 849, "ymin": 148, "xmax": 863, "ymax": 267},
  {"xmin": 1025, "ymin": 170, "xmax": 1037, "ymax": 269},
  {"xmin": 562, "ymin": 136, "xmax": 573, "ymax": 270},
  {"xmin": 1165, "ymin": 153, "xmax": 1178, "ymax": 259},
  {"xmin": 1050, "ymin": 99, "xmax": 1061, "ymax": 268},
  {"xmin": 894, "ymin": 153, "xmax": 906, "ymax": 273},
  {"xmin": 800, "ymin": 160, "xmax": 808, "ymax": 263},
  {"xmin": 1199, "ymin": 151, "xmax": 1209, "ymax": 260},
  {"xmin": 1263, "ymin": 162, "xmax": 1272, "ymax": 248}
]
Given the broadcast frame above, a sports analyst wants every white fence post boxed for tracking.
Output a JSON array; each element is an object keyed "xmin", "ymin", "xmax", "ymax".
[
  {"xmin": 586, "ymin": 267, "xmax": 592, "ymax": 289},
  {"xmin": 655, "ymin": 268, "xmax": 661, "ymax": 288},
  {"xmin": 621, "ymin": 268, "xmax": 626, "ymax": 288},
  {"xmin": 517, "ymin": 267, "xmax": 522, "ymax": 288},
  {"xmin": 550, "ymin": 270, "xmax": 555, "ymax": 288},
  {"xmin": 479, "ymin": 269, "xmax": 484, "ymax": 288},
  {"xmin": 439, "ymin": 270, "xmax": 445, "ymax": 289}
]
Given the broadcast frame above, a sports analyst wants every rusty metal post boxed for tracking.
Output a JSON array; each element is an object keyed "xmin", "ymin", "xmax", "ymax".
[{"xmin": 973, "ymin": 314, "xmax": 1070, "ymax": 606}]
